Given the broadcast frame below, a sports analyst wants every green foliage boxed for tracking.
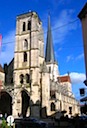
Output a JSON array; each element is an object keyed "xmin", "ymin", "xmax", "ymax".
[{"xmin": 1, "ymin": 119, "xmax": 10, "ymax": 128}]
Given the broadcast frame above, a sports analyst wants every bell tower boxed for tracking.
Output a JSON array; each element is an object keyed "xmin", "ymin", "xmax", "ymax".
[{"xmin": 13, "ymin": 11, "xmax": 44, "ymax": 118}]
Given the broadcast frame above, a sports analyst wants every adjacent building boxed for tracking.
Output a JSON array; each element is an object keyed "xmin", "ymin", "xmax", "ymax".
[
  {"xmin": 0, "ymin": 64, "xmax": 4, "ymax": 89},
  {"xmin": 78, "ymin": 3, "xmax": 87, "ymax": 105}
]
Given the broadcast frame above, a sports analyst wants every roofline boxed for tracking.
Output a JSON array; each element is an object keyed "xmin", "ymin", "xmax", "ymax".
[
  {"xmin": 46, "ymin": 61, "xmax": 58, "ymax": 65},
  {"xmin": 17, "ymin": 11, "xmax": 41, "ymax": 23},
  {"xmin": 58, "ymin": 75, "xmax": 71, "ymax": 83},
  {"xmin": 0, "ymin": 64, "xmax": 4, "ymax": 73},
  {"xmin": 78, "ymin": 3, "xmax": 87, "ymax": 20}
]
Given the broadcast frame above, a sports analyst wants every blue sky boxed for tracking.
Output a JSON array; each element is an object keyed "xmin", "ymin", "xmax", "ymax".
[{"xmin": 0, "ymin": 0, "xmax": 87, "ymax": 100}]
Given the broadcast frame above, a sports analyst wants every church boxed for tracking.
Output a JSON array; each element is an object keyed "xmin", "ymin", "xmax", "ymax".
[{"xmin": 0, "ymin": 11, "xmax": 80, "ymax": 118}]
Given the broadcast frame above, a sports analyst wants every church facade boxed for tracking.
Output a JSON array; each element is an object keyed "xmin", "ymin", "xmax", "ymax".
[
  {"xmin": 0, "ymin": 11, "xmax": 80, "ymax": 118},
  {"xmin": 12, "ymin": 11, "xmax": 80, "ymax": 118}
]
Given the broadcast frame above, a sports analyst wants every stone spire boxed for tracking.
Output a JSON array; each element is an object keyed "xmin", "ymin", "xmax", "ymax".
[{"xmin": 45, "ymin": 15, "xmax": 55, "ymax": 63}]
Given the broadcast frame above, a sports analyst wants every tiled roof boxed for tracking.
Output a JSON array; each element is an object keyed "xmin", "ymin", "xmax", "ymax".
[
  {"xmin": 0, "ymin": 64, "xmax": 4, "ymax": 73},
  {"xmin": 57, "ymin": 75, "xmax": 71, "ymax": 83}
]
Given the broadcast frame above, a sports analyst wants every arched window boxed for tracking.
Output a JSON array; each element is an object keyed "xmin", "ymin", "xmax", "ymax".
[
  {"xmin": 51, "ymin": 102, "xmax": 55, "ymax": 111},
  {"xmin": 20, "ymin": 74, "xmax": 24, "ymax": 84},
  {"xmin": 69, "ymin": 107, "xmax": 72, "ymax": 114},
  {"xmin": 25, "ymin": 74, "xmax": 30, "ymax": 83},
  {"xmin": 24, "ymin": 39, "xmax": 28, "ymax": 50},
  {"xmin": 11, "ymin": 78, "xmax": 13, "ymax": 83},
  {"xmin": 23, "ymin": 22, "xmax": 26, "ymax": 31},
  {"xmin": 24, "ymin": 52, "xmax": 27, "ymax": 62},
  {"xmin": 50, "ymin": 91, "xmax": 56, "ymax": 99},
  {"xmin": 27, "ymin": 21, "xmax": 31, "ymax": 30},
  {"xmin": 49, "ymin": 67, "xmax": 51, "ymax": 73}
]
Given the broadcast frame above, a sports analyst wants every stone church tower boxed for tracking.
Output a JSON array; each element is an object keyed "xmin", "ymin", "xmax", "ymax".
[
  {"xmin": 13, "ymin": 11, "xmax": 60, "ymax": 118},
  {"xmin": 13, "ymin": 12, "xmax": 45, "ymax": 118},
  {"xmin": 12, "ymin": 11, "xmax": 80, "ymax": 118}
]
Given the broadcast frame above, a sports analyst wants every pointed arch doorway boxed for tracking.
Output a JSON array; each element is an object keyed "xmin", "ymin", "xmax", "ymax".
[
  {"xmin": 0, "ymin": 90, "xmax": 12, "ymax": 116},
  {"xmin": 21, "ymin": 90, "xmax": 30, "ymax": 117}
]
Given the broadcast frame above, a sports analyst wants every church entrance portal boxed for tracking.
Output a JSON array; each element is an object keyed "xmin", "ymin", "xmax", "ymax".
[
  {"xmin": 0, "ymin": 91, "xmax": 12, "ymax": 116},
  {"xmin": 21, "ymin": 90, "xmax": 30, "ymax": 117}
]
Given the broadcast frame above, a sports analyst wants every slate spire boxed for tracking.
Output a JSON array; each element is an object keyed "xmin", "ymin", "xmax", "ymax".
[{"xmin": 45, "ymin": 15, "xmax": 55, "ymax": 63}]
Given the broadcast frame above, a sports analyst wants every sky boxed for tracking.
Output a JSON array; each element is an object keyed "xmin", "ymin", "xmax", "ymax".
[{"xmin": 0, "ymin": 0, "xmax": 87, "ymax": 101}]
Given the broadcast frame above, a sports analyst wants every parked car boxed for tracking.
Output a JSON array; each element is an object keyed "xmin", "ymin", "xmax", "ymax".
[
  {"xmin": 15, "ymin": 117, "xmax": 48, "ymax": 128},
  {"xmin": 79, "ymin": 115, "xmax": 87, "ymax": 120}
]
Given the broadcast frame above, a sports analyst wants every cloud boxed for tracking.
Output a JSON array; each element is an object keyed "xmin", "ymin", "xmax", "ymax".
[
  {"xmin": 52, "ymin": 9, "xmax": 77, "ymax": 44},
  {"xmin": 66, "ymin": 53, "xmax": 84, "ymax": 63},
  {"xmin": 58, "ymin": 47, "xmax": 62, "ymax": 52},
  {"xmin": 0, "ymin": 30, "xmax": 15, "ymax": 66},
  {"xmin": 70, "ymin": 72, "xmax": 86, "ymax": 84},
  {"xmin": 66, "ymin": 55, "xmax": 74, "ymax": 62},
  {"xmin": 75, "ymin": 53, "xmax": 84, "ymax": 60}
]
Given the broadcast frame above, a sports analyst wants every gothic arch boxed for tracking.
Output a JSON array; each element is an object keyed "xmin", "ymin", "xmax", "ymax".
[
  {"xmin": 25, "ymin": 73, "xmax": 30, "ymax": 83},
  {"xmin": 21, "ymin": 89, "xmax": 30, "ymax": 117},
  {"xmin": 16, "ymin": 88, "xmax": 30, "ymax": 97},
  {"xmin": 0, "ymin": 90, "xmax": 12, "ymax": 116},
  {"xmin": 0, "ymin": 89, "xmax": 12, "ymax": 97},
  {"xmin": 51, "ymin": 102, "xmax": 55, "ymax": 111},
  {"xmin": 21, "ymin": 88, "xmax": 30, "ymax": 96},
  {"xmin": 15, "ymin": 89, "xmax": 30, "ymax": 117}
]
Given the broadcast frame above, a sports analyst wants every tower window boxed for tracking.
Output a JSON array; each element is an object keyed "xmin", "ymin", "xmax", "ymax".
[
  {"xmin": 50, "ymin": 91, "xmax": 56, "ymax": 99},
  {"xmin": 23, "ymin": 22, "xmax": 26, "ymax": 31},
  {"xmin": 24, "ymin": 39, "xmax": 28, "ymax": 50},
  {"xmin": 20, "ymin": 74, "xmax": 24, "ymax": 84},
  {"xmin": 25, "ymin": 74, "xmax": 30, "ymax": 83},
  {"xmin": 51, "ymin": 102, "xmax": 55, "ymax": 111},
  {"xmin": 11, "ymin": 78, "xmax": 13, "ymax": 83},
  {"xmin": 24, "ymin": 52, "xmax": 27, "ymax": 62},
  {"xmin": 69, "ymin": 107, "xmax": 72, "ymax": 114},
  {"xmin": 27, "ymin": 21, "xmax": 31, "ymax": 30},
  {"xmin": 49, "ymin": 67, "xmax": 51, "ymax": 73}
]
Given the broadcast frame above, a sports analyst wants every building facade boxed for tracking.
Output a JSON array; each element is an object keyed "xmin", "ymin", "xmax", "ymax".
[
  {"xmin": 12, "ymin": 11, "xmax": 80, "ymax": 118},
  {"xmin": 0, "ymin": 11, "xmax": 80, "ymax": 118},
  {"xmin": 0, "ymin": 64, "xmax": 4, "ymax": 89},
  {"xmin": 4, "ymin": 58, "xmax": 14, "ymax": 86},
  {"xmin": 78, "ymin": 3, "xmax": 87, "ymax": 104}
]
